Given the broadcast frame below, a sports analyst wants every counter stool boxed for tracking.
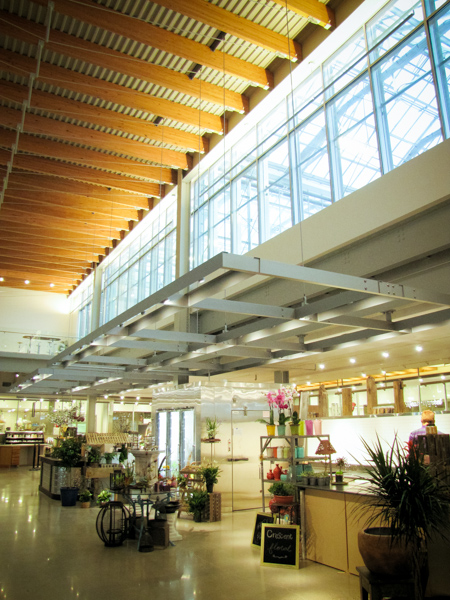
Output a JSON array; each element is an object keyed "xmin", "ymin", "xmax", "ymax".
[{"xmin": 356, "ymin": 566, "xmax": 415, "ymax": 600}]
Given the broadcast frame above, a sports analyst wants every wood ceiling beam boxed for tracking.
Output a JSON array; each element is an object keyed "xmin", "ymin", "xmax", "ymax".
[
  {"xmin": 0, "ymin": 278, "xmax": 70, "ymax": 293},
  {"xmin": 0, "ymin": 257, "xmax": 83, "ymax": 275},
  {"xmin": 0, "ymin": 149, "xmax": 162, "ymax": 197},
  {"xmin": 0, "ymin": 47, "xmax": 224, "ymax": 133},
  {"xmin": 3, "ymin": 196, "xmax": 133, "ymax": 229},
  {"xmin": 0, "ymin": 268, "xmax": 78, "ymax": 284},
  {"xmin": 270, "ymin": 0, "xmax": 334, "ymax": 29},
  {"xmin": 0, "ymin": 222, "xmax": 120, "ymax": 244},
  {"xmin": 5, "ymin": 185, "xmax": 143, "ymax": 217},
  {"xmin": 0, "ymin": 104, "xmax": 190, "ymax": 171},
  {"xmin": 0, "ymin": 74, "xmax": 207, "ymax": 155},
  {"xmin": 0, "ymin": 231, "xmax": 106, "ymax": 253},
  {"xmin": 0, "ymin": 10, "xmax": 246, "ymax": 114},
  {"xmin": 0, "ymin": 121, "xmax": 176, "ymax": 184},
  {"xmin": 0, "ymin": 248, "xmax": 91, "ymax": 267},
  {"xmin": 151, "ymin": 0, "xmax": 301, "ymax": 60},
  {"xmin": 0, "ymin": 206, "xmax": 122, "ymax": 236},
  {"xmin": 32, "ymin": 0, "xmax": 272, "ymax": 89},
  {"xmin": 7, "ymin": 173, "xmax": 152, "ymax": 209}
]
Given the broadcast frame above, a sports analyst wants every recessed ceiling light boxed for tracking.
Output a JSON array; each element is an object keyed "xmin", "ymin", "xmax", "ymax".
[
  {"xmin": 0, "ymin": 277, "xmax": 4, "ymax": 282},
  {"xmin": 104, "ymin": 395, "xmax": 108, "ymax": 399},
  {"xmin": 415, "ymin": 345, "xmax": 423, "ymax": 352},
  {"xmin": 50, "ymin": 283, "xmax": 55, "ymax": 288},
  {"xmin": 419, "ymin": 378, "xmax": 424, "ymax": 383},
  {"xmin": 24, "ymin": 280, "xmax": 30, "ymax": 285},
  {"xmin": 441, "ymin": 375, "xmax": 446, "ymax": 380},
  {"xmin": 306, "ymin": 381, "xmax": 311, "ymax": 385},
  {"xmin": 120, "ymin": 395, "xmax": 124, "ymax": 400},
  {"xmin": 135, "ymin": 402, "xmax": 138, "ymax": 405},
  {"xmin": 319, "ymin": 364, "xmax": 325, "ymax": 369},
  {"xmin": 121, "ymin": 401, "xmax": 124, "ymax": 405},
  {"xmin": 39, "ymin": 398, "xmax": 43, "ymax": 402},
  {"xmin": 337, "ymin": 387, "xmax": 342, "ymax": 392},
  {"xmin": 361, "ymin": 373, "xmax": 366, "ymax": 377},
  {"xmin": 382, "ymin": 352, "xmax": 389, "ymax": 358},
  {"xmin": 380, "ymin": 382, "xmax": 385, "ymax": 387},
  {"xmin": 136, "ymin": 396, "xmax": 140, "ymax": 400},
  {"xmin": 350, "ymin": 358, "xmax": 356, "ymax": 364},
  {"xmin": 382, "ymin": 370, "xmax": 386, "ymax": 375}
]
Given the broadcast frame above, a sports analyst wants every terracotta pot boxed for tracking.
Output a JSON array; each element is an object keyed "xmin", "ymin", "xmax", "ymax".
[
  {"xmin": 358, "ymin": 528, "xmax": 415, "ymax": 577},
  {"xmin": 81, "ymin": 501, "xmax": 91, "ymax": 508},
  {"xmin": 273, "ymin": 464, "xmax": 282, "ymax": 480},
  {"xmin": 273, "ymin": 495, "xmax": 294, "ymax": 505}
]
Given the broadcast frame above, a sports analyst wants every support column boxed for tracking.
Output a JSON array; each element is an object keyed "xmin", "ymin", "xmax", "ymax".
[
  {"xmin": 176, "ymin": 169, "xmax": 190, "ymax": 279},
  {"xmin": 274, "ymin": 371, "xmax": 289, "ymax": 384},
  {"xmin": 342, "ymin": 388, "xmax": 353, "ymax": 416},
  {"xmin": 86, "ymin": 396, "xmax": 97, "ymax": 433},
  {"xmin": 90, "ymin": 264, "xmax": 103, "ymax": 332},
  {"xmin": 393, "ymin": 380, "xmax": 406, "ymax": 413},
  {"xmin": 366, "ymin": 376, "xmax": 378, "ymax": 415},
  {"xmin": 317, "ymin": 385, "xmax": 328, "ymax": 418}
]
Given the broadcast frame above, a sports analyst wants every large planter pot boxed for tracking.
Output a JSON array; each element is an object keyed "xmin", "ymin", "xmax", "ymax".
[
  {"xmin": 193, "ymin": 512, "xmax": 202, "ymax": 523},
  {"xmin": 206, "ymin": 483, "xmax": 214, "ymax": 493},
  {"xmin": 60, "ymin": 487, "xmax": 79, "ymax": 507},
  {"xmin": 358, "ymin": 528, "xmax": 415, "ymax": 577},
  {"xmin": 266, "ymin": 425, "xmax": 276, "ymax": 436},
  {"xmin": 273, "ymin": 494, "xmax": 294, "ymax": 505}
]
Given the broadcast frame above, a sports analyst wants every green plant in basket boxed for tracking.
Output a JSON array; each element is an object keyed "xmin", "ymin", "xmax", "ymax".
[
  {"xmin": 188, "ymin": 490, "xmax": 209, "ymax": 522},
  {"xmin": 79, "ymin": 489, "xmax": 92, "ymax": 503},
  {"xmin": 96, "ymin": 490, "xmax": 111, "ymax": 506},
  {"xmin": 268, "ymin": 482, "xmax": 295, "ymax": 496}
]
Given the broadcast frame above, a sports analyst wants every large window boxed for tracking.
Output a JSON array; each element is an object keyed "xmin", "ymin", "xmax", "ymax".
[{"xmin": 189, "ymin": 0, "xmax": 450, "ymax": 269}]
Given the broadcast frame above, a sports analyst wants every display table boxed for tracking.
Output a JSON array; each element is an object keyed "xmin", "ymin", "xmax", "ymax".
[{"xmin": 39, "ymin": 456, "xmax": 83, "ymax": 500}]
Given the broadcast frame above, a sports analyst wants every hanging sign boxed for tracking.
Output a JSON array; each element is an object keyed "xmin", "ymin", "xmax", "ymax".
[
  {"xmin": 260, "ymin": 523, "xmax": 299, "ymax": 569},
  {"xmin": 251, "ymin": 512, "xmax": 274, "ymax": 547}
]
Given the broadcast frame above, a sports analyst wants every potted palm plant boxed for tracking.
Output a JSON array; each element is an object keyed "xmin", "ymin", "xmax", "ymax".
[
  {"xmin": 198, "ymin": 464, "xmax": 221, "ymax": 493},
  {"xmin": 188, "ymin": 490, "xmax": 209, "ymax": 522},
  {"xmin": 355, "ymin": 435, "xmax": 450, "ymax": 599},
  {"xmin": 51, "ymin": 437, "xmax": 82, "ymax": 506}
]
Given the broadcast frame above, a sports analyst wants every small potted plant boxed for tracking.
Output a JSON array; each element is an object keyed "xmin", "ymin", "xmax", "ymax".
[
  {"xmin": 79, "ymin": 489, "xmax": 92, "ymax": 508},
  {"xmin": 205, "ymin": 417, "xmax": 220, "ymax": 440},
  {"xmin": 96, "ymin": 490, "xmax": 111, "ymax": 506},
  {"xmin": 198, "ymin": 464, "xmax": 221, "ymax": 493},
  {"xmin": 317, "ymin": 471, "xmax": 330, "ymax": 486},
  {"xmin": 289, "ymin": 411, "xmax": 301, "ymax": 436},
  {"xmin": 268, "ymin": 481, "xmax": 295, "ymax": 504},
  {"xmin": 188, "ymin": 490, "xmax": 209, "ymax": 522},
  {"xmin": 103, "ymin": 452, "xmax": 116, "ymax": 464},
  {"xmin": 87, "ymin": 446, "xmax": 102, "ymax": 466},
  {"xmin": 334, "ymin": 456, "xmax": 349, "ymax": 483}
]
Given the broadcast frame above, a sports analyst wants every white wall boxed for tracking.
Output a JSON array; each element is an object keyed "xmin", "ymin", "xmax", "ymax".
[{"xmin": 0, "ymin": 287, "xmax": 72, "ymax": 354}]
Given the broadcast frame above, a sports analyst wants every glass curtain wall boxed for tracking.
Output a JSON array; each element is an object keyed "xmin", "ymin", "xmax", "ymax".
[
  {"xmin": 100, "ymin": 195, "xmax": 177, "ymax": 325},
  {"xmin": 156, "ymin": 408, "xmax": 196, "ymax": 476},
  {"xmin": 69, "ymin": 277, "xmax": 94, "ymax": 340},
  {"xmin": 189, "ymin": 0, "xmax": 450, "ymax": 268}
]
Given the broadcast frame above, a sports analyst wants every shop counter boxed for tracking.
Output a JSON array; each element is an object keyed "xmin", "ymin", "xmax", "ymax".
[{"xmin": 0, "ymin": 443, "xmax": 51, "ymax": 468}]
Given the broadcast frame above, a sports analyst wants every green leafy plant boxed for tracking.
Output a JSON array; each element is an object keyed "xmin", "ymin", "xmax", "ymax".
[
  {"xmin": 354, "ymin": 435, "xmax": 450, "ymax": 598},
  {"xmin": 187, "ymin": 490, "xmax": 209, "ymax": 521},
  {"xmin": 118, "ymin": 445, "xmax": 128, "ymax": 463},
  {"xmin": 51, "ymin": 437, "xmax": 82, "ymax": 487},
  {"xmin": 87, "ymin": 446, "xmax": 102, "ymax": 463},
  {"xmin": 198, "ymin": 464, "xmax": 221, "ymax": 491},
  {"xmin": 103, "ymin": 452, "xmax": 116, "ymax": 464},
  {"xmin": 268, "ymin": 482, "xmax": 295, "ymax": 496},
  {"xmin": 96, "ymin": 490, "xmax": 111, "ymax": 506},
  {"xmin": 79, "ymin": 489, "xmax": 92, "ymax": 503},
  {"xmin": 205, "ymin": 417, "xmax": 219, "ymax": 439},
  {"xmin": 289, "ymin": 411, "xmax": 300, "ymax": 425}
]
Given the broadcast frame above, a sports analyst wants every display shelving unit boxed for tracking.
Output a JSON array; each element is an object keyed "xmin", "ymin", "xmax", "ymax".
[
  {"xmin": 4, "ymin": 431, "xmax": 45, "ymax": 444},
  {"xmin": 260, "ymin": 434, "xmax": 333, "ymax": 560}
]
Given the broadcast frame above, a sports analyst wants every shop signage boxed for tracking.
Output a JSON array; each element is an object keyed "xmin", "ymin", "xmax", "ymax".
[
  {"xmin": 260, "ymin": 524, "xmax": 299, "ymax": 569},
  {"xmin": 251, "ymin": 512, "xmax": 274, "ymax": 547}
]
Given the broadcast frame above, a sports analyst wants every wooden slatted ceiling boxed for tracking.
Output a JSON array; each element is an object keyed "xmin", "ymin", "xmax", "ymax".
[{"xmin": 0, "ymin": 0, "xmax": 334, "ymax": 294}]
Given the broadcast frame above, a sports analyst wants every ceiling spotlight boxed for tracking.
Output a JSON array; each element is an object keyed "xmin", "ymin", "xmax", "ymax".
[
  {"xmin": 104, "ymin": 395, "xmax": 108, "ymax": 399},
  {"xmin": 415, "ymin": 345, "xmax": 423, "ymax": 352},
  {"xmin": 380, "ymin": 382, "xmax": 385, "ymax": 387},
  {"xmin": 135, "ymin": 402, "xmax": 138, "ymax": 405},
  {"xmin": 121, "ymin": 401, "xmax": 124, "ymax": 405},
  {"xmin": 382, "ymin": 370, "xmax": 386, "ymax": 375},
  {"xmin": 337, "ymin": 387, "xmax": 342, "ymax": 392},
  {"xmin": 382, "ymin": 352, "xmax": 389, "ymax": 358},
  {"xmin": 441, "ymin": 375, "xmax": 446, "ymax": 380},
  {"xmin": 24, "ymin": 280, "xmax": 30, "ymax": 285},
  {"xmin": 120, "ymin": 396, "xmax": 124, "ymax": 400},
  {"xmin": 361, "ymin": 373, "xmax": 366, "ymax": 377},
  {"xmin": 0, "ymin": 277, "xmax": 4, "ymax": 282},
  {"xmin": 419, "ymin": 378, "xmax": 424, "ymax": 382},
  {"xmin": 50, "ymin": 283, "xmax": 55, "ymax": 288},
  {"xmin": 306, "ymin": 381, "xmax": 311, "ymax": 385},
  {"xmin": 319, "ymin": 364, "xmax": 325, "ymax": 370},
  {"xmin": 39, "ymin": 398, "xmax": 43, "ymax": 403},
  {"xmin": 350, "ymin": 358, "xmax": 356, "ymax": 364},
  {"xmin": 136, "ymin": 396, "xmax": 140, "ymax": 400}
]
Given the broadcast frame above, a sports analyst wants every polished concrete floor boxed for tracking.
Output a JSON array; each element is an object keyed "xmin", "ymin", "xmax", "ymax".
[{"xmin": 0, "ymin": 467, "xmax": 361, "ymax": 600}]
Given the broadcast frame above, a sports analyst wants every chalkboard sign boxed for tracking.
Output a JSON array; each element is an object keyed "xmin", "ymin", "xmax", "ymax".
[
  {"xmin": 251, "ymin": 512, "xmax": 274, "ymax": 547},
  {"xmin": 260, "ymin": 524, "xmax": 299, "ymax": 569}
]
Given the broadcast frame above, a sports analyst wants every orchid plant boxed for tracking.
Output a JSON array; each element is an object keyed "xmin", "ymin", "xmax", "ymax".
[{"xmin": 258, "ymin": 386, "xmax": 299, "ymax": 426}]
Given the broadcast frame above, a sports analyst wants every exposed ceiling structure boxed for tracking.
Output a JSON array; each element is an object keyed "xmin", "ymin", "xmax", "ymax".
[
  {"xmin": 0, "ymin": 0, "xmax": 334, "ymax": 295},
  {"xmin": 10, "ymin": 253, "xmax": 450, "ymax": 398}
]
